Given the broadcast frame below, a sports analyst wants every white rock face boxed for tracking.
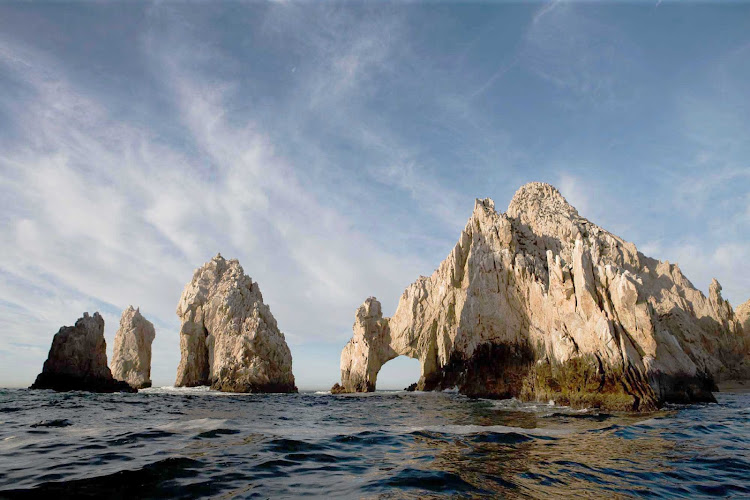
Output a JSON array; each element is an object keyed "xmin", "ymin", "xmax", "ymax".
[
  {"xmin": 337, "ymin": 298, "xmax": 394, "ymax": 392},
  {"xmin": 735, "ymin": 299, "xmax": 750, "ymax": 357},
  {"xmin": 175, "ymin": 254, "xmax": 297, "ymax": 393},
  {"xmin": 336, "ymin": 183, "xmax": 750, "ymax": 410},
  {"xmin": 737, "ymin": 300, "xmax": 750, "ymax": 331},
  {"xmin": 111, "ymin": 306, "xmax": 156, "ymax": 389},
  {"xmin": 31, "ymin": 312, "xmax": 134, "ymax": 393}
]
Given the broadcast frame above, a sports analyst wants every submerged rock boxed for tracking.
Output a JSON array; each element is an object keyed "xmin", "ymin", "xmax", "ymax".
[
  {"xmin": 175, "ymin": 254, "xmax": 297, "ymax": 393},
  {"xmin": 111, "ymin": 306, "xmax": 156, "ymax": 389},
  {"xmin": 335, "ymin": 183, "xmax": 750, "ymax": 410},
  {"xmin": 330, "ymin": 383, "xmax": 347, "ymax": 394},
  {"xmin": 31, "ymin": 312, "xmax": 135, "ymax": 393},
  {"xmin": 31, "ymin": 419, "xmax": 73, "ymax": 428}
]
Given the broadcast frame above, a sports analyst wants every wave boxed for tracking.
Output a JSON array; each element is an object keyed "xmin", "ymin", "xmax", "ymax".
[{"xmin": 412, "ymin": 424, "xmax": 572, "ymax": 438}]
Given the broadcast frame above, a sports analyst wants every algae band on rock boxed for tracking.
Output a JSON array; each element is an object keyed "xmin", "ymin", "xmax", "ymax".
[
  {"xmin": 333, "ymin": 182, "xmax": 750, "ymax": 411},
  {"xmin": 175, "ymin": 254, "xmax": 297, "ymax": 393}
]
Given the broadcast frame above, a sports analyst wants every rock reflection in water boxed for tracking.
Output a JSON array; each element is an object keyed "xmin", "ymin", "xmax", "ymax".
[{"xmin": 0, "ymin": 389, "xmax": 748, "ymax": 499}]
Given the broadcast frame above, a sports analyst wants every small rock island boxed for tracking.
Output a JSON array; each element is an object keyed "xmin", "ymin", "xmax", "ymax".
[
  {"xmin": 333, "ymin": 182, "xmax": 750, "ymax": 410},
  {"xmin": 111, "ymin": 306, "xmax": 156, "ymax": 389},
  {"xmin": 175, "ymin": 254, "xmax": 297, "ymax": 393},
  {"xmin": 31, "ymin": 312, "xmax": 135, "ymax": 393}
]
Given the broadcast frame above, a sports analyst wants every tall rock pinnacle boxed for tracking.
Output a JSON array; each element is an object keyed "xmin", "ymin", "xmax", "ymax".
[
  {"xmin": 111, "ymin": 306, "xmax": 156, "ymax": 389},
  {"xmin": 175, "ymin": 254, "xmax": 297, "ymax": 393}
]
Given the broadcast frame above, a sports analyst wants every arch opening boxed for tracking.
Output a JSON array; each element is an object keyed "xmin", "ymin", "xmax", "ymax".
[{"xmin": 375, "ymin": 355, "xmax": 422, "ymax": 391}]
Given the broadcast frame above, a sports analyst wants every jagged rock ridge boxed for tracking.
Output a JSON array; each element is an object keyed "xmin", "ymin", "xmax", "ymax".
[
  {"xmin": 336, "ymin": 182, "xmax": 750, "ymax": 410},
  {"xmin": 175, "ymin": 254, "xmax": 297, "ymax": 393},
  {"xmin": 111, "ymin": 306, "xmax": 156, "ymax": 389},
  {"xmin": 31, "ymin": 312, "xmax": 135, "ymax": 393}
]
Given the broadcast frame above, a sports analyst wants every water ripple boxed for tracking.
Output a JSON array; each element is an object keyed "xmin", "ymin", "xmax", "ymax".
[{"xmin": 0, "ymin": 388, "xmax": 747, "ymax": 498}]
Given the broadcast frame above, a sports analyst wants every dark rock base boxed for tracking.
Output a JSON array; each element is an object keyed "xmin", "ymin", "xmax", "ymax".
[
  {"xmin": 403, "ymin": 341, "xmax": 717, "ymax": 411},
  {"xmin": 420, "ymin": 342, "xmax": 536, "ymax": 399},
  {"xmin": 210, "ymin": 379, "xmax": 298, "ymax": 393},
  {"xmin": 31, "ymin": 374, "xmax": 137, "ymax": 393}
]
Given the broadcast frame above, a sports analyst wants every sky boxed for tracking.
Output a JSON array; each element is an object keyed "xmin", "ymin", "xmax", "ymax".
[{"xmin": 0, "ymin": 1, "xmax": 749, "ymax": 390}]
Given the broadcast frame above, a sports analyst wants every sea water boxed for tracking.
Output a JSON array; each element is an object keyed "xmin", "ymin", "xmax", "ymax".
[{"xmin": 0, "ymin": 387, "xmax": 748, "ymax": 498}]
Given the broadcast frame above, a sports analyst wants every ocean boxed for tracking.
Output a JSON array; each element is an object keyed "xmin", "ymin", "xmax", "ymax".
[{"xmin": 0, "ymin": 387, "xmax": 748, "ymax": 498}]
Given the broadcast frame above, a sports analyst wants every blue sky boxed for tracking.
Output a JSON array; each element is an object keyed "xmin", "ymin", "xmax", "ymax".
[{"xmin": 1, "ymin": 1, "xmax": 748, "ymax": 390}]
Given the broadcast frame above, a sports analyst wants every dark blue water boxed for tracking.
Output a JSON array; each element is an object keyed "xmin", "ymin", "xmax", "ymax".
[{"xmin": 0, "ymin": 387, "xmax": 748, "ymax": 499}]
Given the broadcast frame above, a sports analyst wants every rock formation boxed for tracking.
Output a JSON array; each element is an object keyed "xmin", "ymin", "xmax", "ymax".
[
  {"xmin": 175, "ymin": 254, "xmax": 297, "ymax": 393},
  {"xmin": 31, "ymin": 312, "xmax": 135, "ymax": 393},
  {"xmin": 335, "ymin": 183, "xmax": 750, "ymax": 410},
  {"xmin": 737, "ymin": 300, "xmax": 750, "ymax": 335},
  {"xmin": 736, "ymin": 299, "xmax": 750, "ymax": 355},
  {"xmin": 111, "ymin": 306, "xmax": 156, "ymax": 389}
]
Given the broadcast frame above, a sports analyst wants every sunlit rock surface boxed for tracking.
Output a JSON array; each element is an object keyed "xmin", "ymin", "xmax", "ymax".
[
  {"xmin": 335, "ymin": 183, "xmax": 750, "ymax": 410},
  {"xmin": 736, "ymin": 299, "xmax": 750, "ymax": 359},
  {"xmin": 175, "ymin": 254, "xmax": 297, "ymax": 393},
  {"xmin": 31, "ymin": 312, "xmax": 135, "ymax": 393},
  {"xmin": 111, "ymin": 306, "xmax": 156, "ymax": 389}
]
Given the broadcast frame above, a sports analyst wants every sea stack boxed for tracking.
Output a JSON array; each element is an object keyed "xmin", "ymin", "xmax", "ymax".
[
  {"xmin": 335, "ymin": 182, "xmax": 750, "ymax": 410},
  {"xmin": 111, "ymin": 306, "xmax": 156, "ymax": 389},
  {"xmin": 175, "ymin": 254, "xmax": 297, "ymax": 393},
  {"xmin": 31, "ymin": 312, "xmax": 135, "ymax": 393}
]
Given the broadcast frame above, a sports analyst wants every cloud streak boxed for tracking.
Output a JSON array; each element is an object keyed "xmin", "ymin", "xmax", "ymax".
[{"xmin": 0, "ymin": 2, "xmax": 748, "ymax": 389}]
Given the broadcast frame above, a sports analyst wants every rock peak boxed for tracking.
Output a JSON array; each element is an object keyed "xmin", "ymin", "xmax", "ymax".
[
  {"xmin": 506, "ymin": 182, "xmax": 577, "ymax": 219},
  {"xmin": 474, "ymin": 198, "xmax": 495, "ymax": 212}
]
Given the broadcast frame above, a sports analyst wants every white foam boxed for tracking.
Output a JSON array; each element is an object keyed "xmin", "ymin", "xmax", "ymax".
[
  {"xmin": 159, "ymin": 418, "xmax": 230, "ymax": 432},
  {"xmin": 414, "ymin": 424, "xmax": 572, "ymax": 437},
  {"xmin": 490, "ymin": 397, "xmax": 570, "ymax": 413},
  {"xmin": 141, "ymin": 386, "xmax": 259, "ymax": 396}
]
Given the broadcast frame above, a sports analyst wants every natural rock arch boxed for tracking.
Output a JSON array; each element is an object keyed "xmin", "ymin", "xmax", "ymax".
[
  {"xmin": 335, "ymin": 297, "xmax": 436, "ymax": 392},
  {"xmin": 377, "ymin": 355, "xmax": 423, "ymax": 390},
  {"xmin": 333, "ymin": 183, "xmax": 750, "ymax": 410}
]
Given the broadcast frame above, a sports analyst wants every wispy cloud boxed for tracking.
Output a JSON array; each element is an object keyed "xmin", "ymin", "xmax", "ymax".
[
  {"xmin": 520, "ymin": 3, "xmax": 639, "ymax": 107},
  {"xmin": 0, "ymin": 22, "xmax": 430, "ymax": 388}
]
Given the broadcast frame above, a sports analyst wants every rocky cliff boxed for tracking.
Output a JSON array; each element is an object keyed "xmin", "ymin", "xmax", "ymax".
[
  {"xmin": 736, "ymin": 300, "xmax": 750, "ymax": 354},
  {"xmin": 111, "ymin": 306, "xmax": 156, "ymax": 389},
  {"xmin": 31, "ymin": 312, "xmax": 135, "ymax": 393},
  {"xmin": 175, "ymin": 254, "xmax": 297, "ymax": 393},
  {"xmin": 737, "ymin": 300, "xmax": 750, "ymax": 332},
  {"xmin": 336, "ymin": 183, "xmax": 750, "ymax": 410}
]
